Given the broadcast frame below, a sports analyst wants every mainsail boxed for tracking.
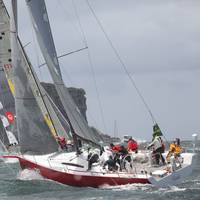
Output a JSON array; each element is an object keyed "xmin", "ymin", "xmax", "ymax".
[
  {"xmin": 26, "ymin": 0, "xmax": 99, "ymax": 146},
  {"xmin": 10, "ymin": 0, "xmax": 59, "ymax": 154}
]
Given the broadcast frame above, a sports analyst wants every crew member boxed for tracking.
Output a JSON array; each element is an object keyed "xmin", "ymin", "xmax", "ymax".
[
  {"xmin": 127, "ymin": 137, "xmax": 138, "ymax": 153},
  {"xmin": 103, "ymin": 155, "xmax": 118, "ymax": 171},
  {"xmin": 166, "ymin": 138, "xmax": 182, "ymax": 163},
  {"xmin": 110, "ymin": 143, "xmax": 121, "ymax": 152},
  {"xmin": 87, "ymin": 148, "xmax": 100, "ymax": 170},
  {"xmin": 56, "ymin": 136, "xmax": 67, "ymax": 150},
  {"xmin": 147, "ymin": 135, "xmax": 166, "ymax": 165}
]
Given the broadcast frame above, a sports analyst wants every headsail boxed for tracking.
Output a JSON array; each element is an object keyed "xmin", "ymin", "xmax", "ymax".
[
  {"xmin": 26, "ymin": 0, "xmax": 99, "ymax": 146},
  {"xmin": 0, "ymin": 0, "xmax": 18, "ymax": 144},
  {"xmin": 0, "ymin": 70, "xmax": 15, "ymax": 120},
  {"xmin": 10, "ymin": 0, "xmax": 59, "ymax": 154},
  {"xmin": 0, "ymin": 67, "xmax": 17, "ymax": 141},
  {"xmin": 0, "ymin": 116, "xmax": 9, "ymax": 149}
]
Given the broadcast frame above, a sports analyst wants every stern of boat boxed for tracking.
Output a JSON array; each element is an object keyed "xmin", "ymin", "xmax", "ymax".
[{"xmin": 148, "ymin": 152, "xmax": 196, "ymax": 187}]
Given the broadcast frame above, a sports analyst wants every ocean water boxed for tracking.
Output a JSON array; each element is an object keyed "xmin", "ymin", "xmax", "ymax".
[{"xmin": 0, "ymin": 141, "xmax": 199, "ymax": 200}]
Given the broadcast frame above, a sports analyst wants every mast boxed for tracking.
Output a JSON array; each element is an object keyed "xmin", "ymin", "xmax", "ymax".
[{"xmin": 26, "ymin": 0, "xmax": 99, "ymax": 149}]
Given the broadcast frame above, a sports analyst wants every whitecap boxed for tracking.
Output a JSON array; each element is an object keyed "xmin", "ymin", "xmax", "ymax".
[
  {"xmin": 17, "ymin": 169, "xmax": 44, "ymax": 181},
  {"xmin": 163, "ymin": 186, "xmax": 186, "ymax": 193},
  {"xmin": 100, "ymin": 183, "xmax": 152, "ymax": 191}
]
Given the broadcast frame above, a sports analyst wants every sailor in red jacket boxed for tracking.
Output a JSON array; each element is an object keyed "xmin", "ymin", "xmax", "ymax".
[
  {"xmin": 56, "ymin": 136, "xmax": 67, "ymax": 150},
  {"xmin": 127, "ymin": 137, "xmax": 138, "ymax": 153},
  {"xmin": 110, "ymin": 143, "xmax": 121, "ymax": 152}
]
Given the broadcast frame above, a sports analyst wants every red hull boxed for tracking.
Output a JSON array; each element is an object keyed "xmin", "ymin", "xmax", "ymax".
[{"xmin": 4, "ymin": 155, "xmax": 150, "ymax": 187}]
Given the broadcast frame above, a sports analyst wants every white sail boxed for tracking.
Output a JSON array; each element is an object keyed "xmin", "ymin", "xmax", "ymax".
[
  {"xmin": 0, "ymin": 115, "xmax": 9, "ymax": 128},
  {"xmin": 0, "ymin": 115, "xmax": 9, "ymax": 148},
  {"xmin": 26, "ymin": 0, "xmax": 99, "ymax": 145},
  {"xmin": 0, "ymin": 102, "xmax": 3, "ymax": 110},
  {"xmin": 6, "ymin": 130, "xmax": 18, "ymax": 145}
]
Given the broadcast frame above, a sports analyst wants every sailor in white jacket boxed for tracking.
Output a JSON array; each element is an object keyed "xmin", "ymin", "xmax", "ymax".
[{"xmin": 148, "ymin": 136, "xmax": 165, "ymax": 165}]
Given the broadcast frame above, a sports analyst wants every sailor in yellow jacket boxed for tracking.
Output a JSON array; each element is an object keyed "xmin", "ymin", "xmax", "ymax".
[{"xmin": 166, "ymin": 138, "xmax": 182, "ymax": 163}]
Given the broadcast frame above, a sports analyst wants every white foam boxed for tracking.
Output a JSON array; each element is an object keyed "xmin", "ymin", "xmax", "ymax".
[
  {"xmin": 100, "ymin": 183, "xmax": 151, "ymax": 191},
  {"xmin": 166, "ymin": 186, "xmax": 186, "ymax": 193},
  {"xmin": 17, "ymin": 169, "xmax": 44, "ymax": 181},
  {"xmin": 4, "ymin": 158, "xmax": 18, "ymax": 164}
]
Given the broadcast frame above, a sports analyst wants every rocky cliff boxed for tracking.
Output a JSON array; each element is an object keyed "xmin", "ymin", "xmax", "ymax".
[
  {"xmin": 41, "ymin": 82, "xmax": 120, "ymax": 144},
  {"xmin": 41, "ymin": 82, "xmax": 87, "ymax": 122}
]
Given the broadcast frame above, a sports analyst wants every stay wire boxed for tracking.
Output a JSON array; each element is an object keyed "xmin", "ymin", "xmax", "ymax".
[
  {"xmin": 48, "ymin": 0, "xmax": 105, "ymax": 132},
  {"xmin": 72, "ymin": 0, "xmax": 108, "ymax": 134},
  {"xmin": 85, "ymin": 0, "xmax": 156, "ymax": 125},
  {"xmin": 31, "ymin": 23, "xmax": 44, "ymax": 82}
]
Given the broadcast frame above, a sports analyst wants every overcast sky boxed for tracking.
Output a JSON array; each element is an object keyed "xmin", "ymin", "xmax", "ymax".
[{"xmin": 5, "ymin": 0, "xmax": 200, "ymax": 141}]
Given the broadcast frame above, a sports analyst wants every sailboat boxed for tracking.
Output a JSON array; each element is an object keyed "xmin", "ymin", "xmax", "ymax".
[{"xmin": 1, "ymin": 0, "xmax": 196, "ymax": 188}]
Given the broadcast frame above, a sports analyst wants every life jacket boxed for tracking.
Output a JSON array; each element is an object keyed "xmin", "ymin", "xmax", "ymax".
[
  {"xmin": 111, "ymin": 145, "xmax": 121, "ymax": 152},
  {"xmin": 57, "ymin": 136, "xmax": 67, "ymax": 149},
  {"xmin": 169, "ymin": 143, "xmax": 181, "ymax": 154},
  {"xmin": 148, "ymin": 136, "xmax": 162, "ymax": 150},
  {"xmin": 127, "ymin": 139, "xmax": 138, "ymax": 151}
]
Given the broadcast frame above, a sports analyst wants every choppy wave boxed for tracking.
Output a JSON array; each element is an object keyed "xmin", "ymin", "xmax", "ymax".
[
  {"xmin": 100, "ymin": 183, "xmax": 153, "ymax": 192},
  {"xmin": 166, "ymin": 186, "xmax": 186, "ymax": 192},
  {"xmin": 17, "ymin": 169, "xmax": 44, "ymax": 181},
  {"xmin": 0, "ymin": 141, "xmax": 199, "ymax": 200}
]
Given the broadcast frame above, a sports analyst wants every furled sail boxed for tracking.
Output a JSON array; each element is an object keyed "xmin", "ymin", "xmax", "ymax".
[
  {"xmin": 26, "ymin": 0, "xmax": 99, "ymax": 146},
  {"xmin": 10, "ymin": 0, "xmax": 59, "ymax": 154}
]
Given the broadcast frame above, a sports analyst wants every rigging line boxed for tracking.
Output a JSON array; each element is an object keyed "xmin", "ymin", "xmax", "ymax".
[
  {"xmin": 57, "ymin": 0, "xmax": 86, "ymax": 46},
  {"xmin": 23, "ymin": 41, "xmax": 31, "ymax": 49},
  {"xmin": 31, "ymin": 23, "xmax": 44, "ymax": 82},
  {"xmin": 85, "ymin": 0, "xmax": 156, "ymax": 124},
  {"xmin": 72, "ymin": 0, "xmax": 108, "ymax": 134},
  {"xmin": 57, "ymin": 47, "xmax": 88, "ymax": 59},
  {"xmin": 47, "ymin": 1, "xmax": 99, "ymax": 134},
  {"xmin": 52, "ymin": 0, "xmax": 105, "ymax": 137},
  {"xmin": 38, "ymin": 46, "xmax": 88, "ymax": 68}
]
